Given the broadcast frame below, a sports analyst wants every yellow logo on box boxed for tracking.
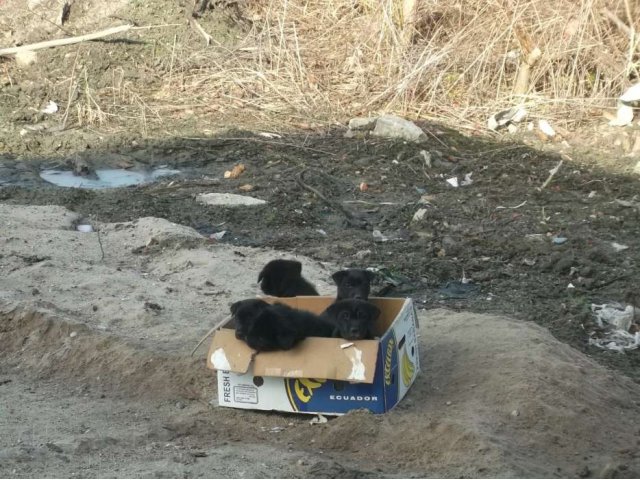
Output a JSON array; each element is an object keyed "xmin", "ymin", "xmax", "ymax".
[
  {"xmin": 384, "ymin": 338, "xmax": 395, "ymax": 386},
  {"xmin": 285, "ymin": 378, "xmax": 327, "ymax": 409}
]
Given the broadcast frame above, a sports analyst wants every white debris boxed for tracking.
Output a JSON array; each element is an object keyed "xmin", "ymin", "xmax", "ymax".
[
  {"xmin": 412, "ymin": 208, "xmax": 428, "ymax": 223},
  {"xmin": 209, "ymin": 231, "xmax": 227, "ymax": 240},
  {"xmin": 446, "ymin": 177, "xmax": 459, "ymax": 188},
  {"xmin": 420, "ymin": 150, "xmax": 432, "ymax": 168},
  {"xmin": 487, "ymin": 107, "xmax": 527, "ymax": 131},
  {"xmin": 371, "ymin": 114, "xmax": 427, "ymax": 142},
  {"xmin": 15, "ymin": 51, "xmax": 37, "ymax": 67},
  {"xmin": 461, "ymin": 173, "xmax": 473, "ymax": 186},
  {"xmin": 538, "ymin": 119, "xmax": 556, "ymax": 137},
  {"xmin": 76, "ymin": 224, "xmax": 94, "ymax": 233},
  {"xmin": 309, "ymin": 414, "xmax": 328, "ymax": 425},
  {"xmin": 41, "ymin": 100, "xmax": 58, "ymax": 114},
  {"xmin": 257, "ymin": 132, "xmax": 282, "ymax": 139},
  {"xmin": 611, "ymin": 242, "xmax": 629, "ymax": 252},
  {"xmin": 619, "ymin": 82, "xmax": 640, "ymax": 103},
  {"xmin": 609, "ymin": 105, "xmax": 634, "ymax": 127},
  {"xmin": 372, "ymin": 230, "xmax": 388, "ymax": 242},
  {"xmin": 340, "ymin": 342, "xmax": 354, "ymax": 349},
  {"xmin": 589, "ymin": 303, "xmax": 639, "ymax": 352},
  {"xmin": 507, "ymin": 124, "xmax": 518, "ymax": 134}
]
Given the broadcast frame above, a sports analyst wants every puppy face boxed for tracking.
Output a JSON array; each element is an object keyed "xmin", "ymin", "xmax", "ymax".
[
  {"xmin": 332, "ymin": 269, "xmax": 376, "ymax": 300},
  {"xmin": 230, "ymin": 299, "xmax": 270, "ymax": 341},
  {"xmin": 324, "ymin": 299, "xmax": 381, "ymax": 340}
]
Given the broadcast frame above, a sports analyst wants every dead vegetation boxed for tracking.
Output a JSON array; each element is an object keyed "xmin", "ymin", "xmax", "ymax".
[
  {"xmin": 1, "ymin": 0, "xmax": 639, "ymax": 132},
  {"xmin": 162, "ymin": 0, "xmax": 640, "ymax": 130}
]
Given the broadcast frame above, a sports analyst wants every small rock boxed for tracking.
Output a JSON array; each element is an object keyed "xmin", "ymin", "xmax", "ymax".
[
  {"xmin": 348, "ymin": 117, "xmax": 378, "ymax": 131},
  {"xmin": 445, "ymin": 401, "xmax": 452, "ymax": 406},
  {"xmin": 15, "ymin": 51, "xmax": 38, "ymax": 67},
  {"xmin": 46, "ymin": 442, "xmax": 63, "ymax": 453},
  {"xmin": 552, "ymin": 236, "xmax": 568, "ymax": 245},
  {"xmin": 577, "ymin": 466, "xmax": 591, "ymax": 478},
  {"xmin": 510, "ymin": 409, "xmax": 520, "ymax": 417},
  {"xmin": 238, "ymin": 184, "xmax": 255, "ymax": 192},
  {"xmin": 92, "ymin": 305, "xmax": 98, "ymax": 312},
  {"xmin": 354, "ymin": 249, "xmax": 371, "ymax": 259},
  {"xmin": 175, "ymin": 401, "xmax": 186, "ymax": 410},
  {"xmin": 31, "ymin": 288, "xmax": 40, "ymax": 296},
  {"xmin": 69, "ymin": 331, "xmax": 77, "ymax": 338},
  {"xmin": 196, "ymin": 193, "xmax": 266, "ymax": 207},
  {"xmin": 371, "ymin": 114, "xmax": 427, "ymax": 142},
  {"xmin": 611, "ymin": 242, "xmax": 629, "ymax": 252},
  {"xmin": 144, "ymin": 301, "xmax": 163, "ymax": 312},
  {"xmin": 411, "ymin": 208, "xmax": 427, "ymax": 223}
]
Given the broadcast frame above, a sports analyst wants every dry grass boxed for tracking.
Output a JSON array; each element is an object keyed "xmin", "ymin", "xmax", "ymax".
[{"xmin": 156, "ymin": 0, "xmax": 639, "ymax": 130}]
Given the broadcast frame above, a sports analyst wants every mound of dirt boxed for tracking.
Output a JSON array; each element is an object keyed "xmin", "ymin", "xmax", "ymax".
[{"xmin": 1, "ymin": 203, "xmax": 640, "ymax": 478}]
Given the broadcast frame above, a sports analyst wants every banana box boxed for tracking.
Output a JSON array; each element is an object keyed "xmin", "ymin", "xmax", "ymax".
[{"xmin": 206, "ymin": 296, "xmax": 420, "ymax": 415}]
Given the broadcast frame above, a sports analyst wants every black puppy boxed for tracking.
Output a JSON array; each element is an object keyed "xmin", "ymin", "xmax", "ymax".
[
  {"xmin": 231, "ymin": 299, "xmax": 333, "ymax": 351},
  {"xmin": 230, "ymin": 298, "xmax": 271, "ymax": 342},
  {"xmin": 258, "ymin": 259, "xmax": 319, "ymax": 297},
  {"xmin": 321, "ymin": 299, "xmax": 381, "ymax": 341},
  {"xmin": 332, "ymin": 269, "xmax": 376, "ymax": 300}
]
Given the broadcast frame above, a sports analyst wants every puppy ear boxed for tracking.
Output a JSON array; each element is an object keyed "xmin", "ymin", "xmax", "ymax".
[
  {"xmin": 285, "ymin": 260, "xmax": 303, "ymax": 276},
  {"xmin": 323, "ymin": 302, "xmax": 341, "ymax": 318},
  {"xmin": 331, "ymin": 270, "xmax": 347, "ymax": 285},
  {"xmin": 230, "ymin": 301, "xmax": 241, "ymax": 315}
]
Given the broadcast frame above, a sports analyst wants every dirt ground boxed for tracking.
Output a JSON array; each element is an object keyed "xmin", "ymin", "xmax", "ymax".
[{"xmin": 2, "ymin": 0, "xmax": 640, "ymax": 478}]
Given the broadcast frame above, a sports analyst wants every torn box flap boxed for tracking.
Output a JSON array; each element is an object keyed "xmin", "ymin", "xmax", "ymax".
[
  {"xmin": 253, "ymin": 337, "xmax": 379, "ymax": 384},
  {"xmin": 207, "ymin": 328, "xmax": 255, "ymax": 373}
]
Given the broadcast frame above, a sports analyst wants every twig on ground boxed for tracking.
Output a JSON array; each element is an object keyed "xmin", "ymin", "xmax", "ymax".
[
  {"xmin": 190, "ymin": 314, "xmax": 233, "ymax": 356},
  {"xmin": 537, "ymin": 158, "xmax": 565, "ymax": 191},
  {"xmin": 0, "ymin": 24, "xmax": 134, "ymax": 56},
  {"xmin": 96, "ymin": 229, "xmax": 105, "ymax": 262},
  {"xmin": 297, "ymin": 169, "xmax": 367, "ymax": 228},
  {"xmin": 496, "ymin": 200, "xmax": 527, "ymax": 210},
  {"xmin": 189, "ymin": 18, "xmax": 213, "ymax": 46}
]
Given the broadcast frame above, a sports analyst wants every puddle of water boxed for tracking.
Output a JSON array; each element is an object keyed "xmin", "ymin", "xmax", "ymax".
[{"xmin": 39, "ymin": 168, "xmax": 180, "ymax": 189}]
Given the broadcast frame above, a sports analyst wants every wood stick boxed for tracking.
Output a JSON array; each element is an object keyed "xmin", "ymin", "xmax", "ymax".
[
  {"xmin": 0, "ymin": 24, "xmax": 134, "ymax": 57},
  {"xmin": 538, "ymin": 159, "xmax": 563, "ymax": 191},
  {"xmin": 190, "ymin": 314, "xmax": 233, "ymax": 356},
  {"xmin": 189, "ymin": 18, "xmax": 212, "ymax": 46}
]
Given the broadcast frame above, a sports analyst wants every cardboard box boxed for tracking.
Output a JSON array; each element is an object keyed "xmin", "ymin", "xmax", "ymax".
[{"xmin": 207, "ymin": 296, "xmax": 420, "ymax": 415}]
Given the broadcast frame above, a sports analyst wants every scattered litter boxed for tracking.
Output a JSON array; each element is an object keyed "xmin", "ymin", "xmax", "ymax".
[
  {"xmin": 420, "ymin": 150, "xmax": 431, "ymax": 168},
  {"xmin": 373, "ymin": 230, "xmax": 388, "ymax": 242},
  {"xmin": 359, "ymin": 182, "xmax": 369, "ymax": 192},
  {"xmin": 238, "ymin": 184, "xmax": 255, "ymax": 192},
  {"xmin": 257, "ymin": 132, "xmax": 281, "ymax": 139},
  {"xmin": 511, "ymin": 409, "xmax": 520, "ymax": 417},
  {"xmin": 538, "ymin": 119, "xmax": 556, "ymax": 137},
  {"xmin": 76, "ymin": 224, "xmax": 94, "ymax": 233},
  {"xmin": 446, "ymin": 177, "xmax": 459, "ymax": 188},
  {"xmin": 507, "ymin": 124, "xmax": 518, "ymax": 134},
  {"xmin": 461, "ymin": 173, "xmax": 473, "ymax": 186},
  {"xmin": 445, "ymin": 401, "xmax": 452, "ymax": 406},
  {"xmin": 609, "ymin": 105, "xmax": 634, "ymax": 127},
  {"xmin": 340, "ymin": 342, "xmax": 354, "ymax": 349},
  {"xmin": 487, "ymin": 107, "xmax": 527, "ymax": 131},
  {"xmin": 41, "ymin": 100, "xmax": 58, "ymax": 114},
  {"xmin": 609, "ymin": 83, "xmax": 640, "ymax": 126},
  {"xmin": 552, "ymin": 236, "xmax": 568, "ymax": 245},
  {"xmin": 309, "ymin": 414, "xmax": 328, "ymax": 425},
  {"xmin": 69, "ymin": 331, "xmax": 77, "ymax": 338},
  {"xmin": 619, "ymin": 82, "xmax": 640, "ymax": 103},
  {"xmin": 588, "ymin": 191, "xmax": 597, "ymax": 199},
  {"xmin": 611, "ymin": 242, "xmax": 629, "ymax": 252},
  {"xmin": 224, "ymin": 164, "xmax": 245, "ymax": 179},
  {"xmin": 414, "ymin": 186, "xmax": 427, "ymax": 195},
  {"xmin": 316, "ymin": 229, "xmax": 327, "ymax": 236},
  {"xmin": 411, "ymin": 208, "xmax": 427, "ymax": 223},
  {"xmin": 522, "ymin": 258, "xmax": 536, "ymax": 266},
  {"xmin": 438, "ymin": 281, "xmax": 478, "ymax": 299},
  {"xmin": 371, "ymin": 114, "xmax": 427, "ymax": 142},
  {"xmin": 567, "ymin": 283, "xmax": 575, "ymax": 289},
  {"xmin": 40, "ymin": 168, "xmax": 180, "ymax": 189},
  {"xmin": 354, "ymin": 249, "xmax": 371, "ymax": 259},
  {"xmin": 196, "ymin": 193, "xmax": 266, "ymax": 207},
  {"xmin": 496, "ymin": 200, "xmax": 527, "ymax": 210},
  {"xmin": 589, "ymin": 303, "xmax": 640, "ymax": 352},
  {"xmin": 15, "ymin": 51, "xmax": 37, "ymax": 67},
  {"xmin": 209, "ymin": 231, "xmax": 227, "ymax": 241}
]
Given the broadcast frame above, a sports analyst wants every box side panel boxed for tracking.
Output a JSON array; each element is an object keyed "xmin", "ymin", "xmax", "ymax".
[
  {"xmin": 217, "ymin": 371, "xmax": 295, "ymax": 412},
  {"xmin": 380, "ymin": 326, "xmax": 399, "ymax": 410},
  {"xmin": 391, "ymin": 301, "xmax": 421, "ymax": 404},
  {"xmin": 216, "ymin": 370, "xmax": 387, "ymax": 415}
]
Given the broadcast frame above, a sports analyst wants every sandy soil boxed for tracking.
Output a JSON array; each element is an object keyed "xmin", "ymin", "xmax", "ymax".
[{"xmin": 2, "ymin": 204, "xmax": 640, "ymax": 478}]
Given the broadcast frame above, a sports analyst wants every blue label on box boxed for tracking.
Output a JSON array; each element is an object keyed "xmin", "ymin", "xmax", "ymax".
[{"xmin": 283, "ymin": 374, "xmax": 386, "ymax": 414}]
